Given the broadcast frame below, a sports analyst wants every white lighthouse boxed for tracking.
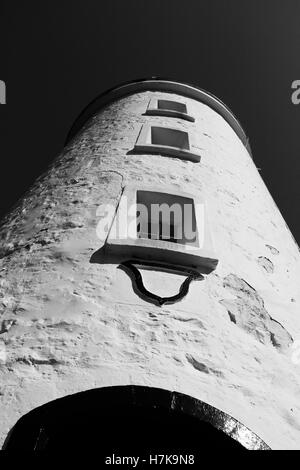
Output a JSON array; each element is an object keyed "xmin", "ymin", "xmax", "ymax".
[{"xmin": 0, "ymin": 79, "xmax": 299, "ymax": 451}]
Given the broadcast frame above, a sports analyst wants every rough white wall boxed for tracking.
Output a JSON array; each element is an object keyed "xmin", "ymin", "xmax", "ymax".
[{"xmin": 0, "ymin": 90, "xmax": 299, "ymax": 449}]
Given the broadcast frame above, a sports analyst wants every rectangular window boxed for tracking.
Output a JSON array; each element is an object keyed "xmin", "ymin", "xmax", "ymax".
[
  {"xmin": 136, "ymin": 190, "xmax": 197, "ymax": 246},
  {"xmin": 157, "ymin": 99, "xmax": 187, "ymax": 114},
  {"xmin": 132, "ymin": 124, "xmax": 201, "ymax": 162},
  {"xmin": 145, "ymin": 97, "xmax": 194, "ymax": 122},
  {"xmin": 150, "ymin": 127, "xmax": 190, "ymax": 150},
  {"xmin": 105, "ymin": 184, "xmax": 218, "ymax": 274}
]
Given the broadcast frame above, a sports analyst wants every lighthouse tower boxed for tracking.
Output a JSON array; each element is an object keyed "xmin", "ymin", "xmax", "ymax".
[{"xmin": 1, "ymin": 79, "xmax": 300, "ymax": 451}]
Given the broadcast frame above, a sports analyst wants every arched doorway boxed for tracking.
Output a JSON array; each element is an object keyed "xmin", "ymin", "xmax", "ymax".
[{"xmin": 3, "ymin": 386, "xmax": 269, "ymax": 451}]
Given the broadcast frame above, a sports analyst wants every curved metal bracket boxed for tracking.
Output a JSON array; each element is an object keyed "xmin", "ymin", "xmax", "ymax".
[{"xmin": 120, "ymin": 260, "xmax": 204, "ymax": 306}]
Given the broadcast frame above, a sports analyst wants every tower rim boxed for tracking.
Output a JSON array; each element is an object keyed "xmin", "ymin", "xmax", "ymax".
[{"xmin": 66, "ymin": 77, "xmax": 251, "ymax": 155}]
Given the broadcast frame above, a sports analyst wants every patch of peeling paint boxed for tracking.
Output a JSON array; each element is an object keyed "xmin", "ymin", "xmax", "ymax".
[{"xmin": 220, "ymin": 274, "xmax": 293, "ymax": 350}]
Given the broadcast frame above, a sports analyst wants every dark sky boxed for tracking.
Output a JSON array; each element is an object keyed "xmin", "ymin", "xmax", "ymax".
[{"xmin": 1, "ymin": 1, "xmax": 300, "ymax": 244}]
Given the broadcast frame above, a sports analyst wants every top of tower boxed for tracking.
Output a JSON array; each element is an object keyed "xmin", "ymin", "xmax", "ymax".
[{"xmin": 66, "ymin": 77, "xmax": 251, "ymax": 154}]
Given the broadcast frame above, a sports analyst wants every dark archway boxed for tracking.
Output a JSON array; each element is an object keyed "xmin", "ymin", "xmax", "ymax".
[{"xmin": 3, "ymin": 386, "xmax": 269, "ymax": 451}]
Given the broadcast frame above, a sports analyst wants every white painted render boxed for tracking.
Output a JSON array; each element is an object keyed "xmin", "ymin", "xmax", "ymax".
[{"xmin": 0, "ymin": 87, "xmax": 299, "ymax": 448}]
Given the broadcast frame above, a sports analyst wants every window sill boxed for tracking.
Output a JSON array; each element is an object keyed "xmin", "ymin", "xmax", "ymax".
[{"xmin": 145, "ymin": 108, "xmax": 195, "ymax": 122}]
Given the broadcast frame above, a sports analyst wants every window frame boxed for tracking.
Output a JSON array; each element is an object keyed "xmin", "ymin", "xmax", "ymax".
[
  {"xmin": 133, "ymin": 124, "xmax": 201, "ymax": 163},
  {"xmin": 136, "ymin": 189, "xmax": 198, "ymax": 246},
  {"xmin": 105, "ymin": 184, "xmax": 218, "ymax": 274},
  {"xmin": 145, "ymin": 97, "xmax": 195, "ymax": 122}
]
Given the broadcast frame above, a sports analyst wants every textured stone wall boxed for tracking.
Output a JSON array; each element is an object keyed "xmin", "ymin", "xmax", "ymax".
[{"xmin": 0, "ymin": 90, "xmax": 300, "ymax": 449}]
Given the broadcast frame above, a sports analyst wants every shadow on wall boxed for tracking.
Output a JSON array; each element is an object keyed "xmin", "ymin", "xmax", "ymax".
[{"xmin": 3, "ymin": 385, "xmax": 270, "ymax": 451}]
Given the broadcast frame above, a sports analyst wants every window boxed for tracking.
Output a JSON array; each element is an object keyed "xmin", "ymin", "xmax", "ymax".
[
  {"xmin": 136, "ymin": 190, "xmax": 197, "ymax": 246},
  {"xmin": 132, "ymin": 124, "xmax": 201, "ymax": 163},
  {"xmin": 105, "ymin": 184, "xmax": 218, "ymax": 274},
  {"xmin": 157, "ymin": 100, "xmax": 187, "ymax": 114},
  {"xmin": 145, "ymin": 98, "xmax": 195, "ymax": 122},
  {"xmin": 151, "ymin": 127, "xmax": 189, "ymax": 150}
]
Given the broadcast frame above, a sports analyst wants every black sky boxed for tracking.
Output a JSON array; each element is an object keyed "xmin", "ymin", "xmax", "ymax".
[{"xmin": 1, "ymin": 0, "xmax": 300, "ymax": 244}]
